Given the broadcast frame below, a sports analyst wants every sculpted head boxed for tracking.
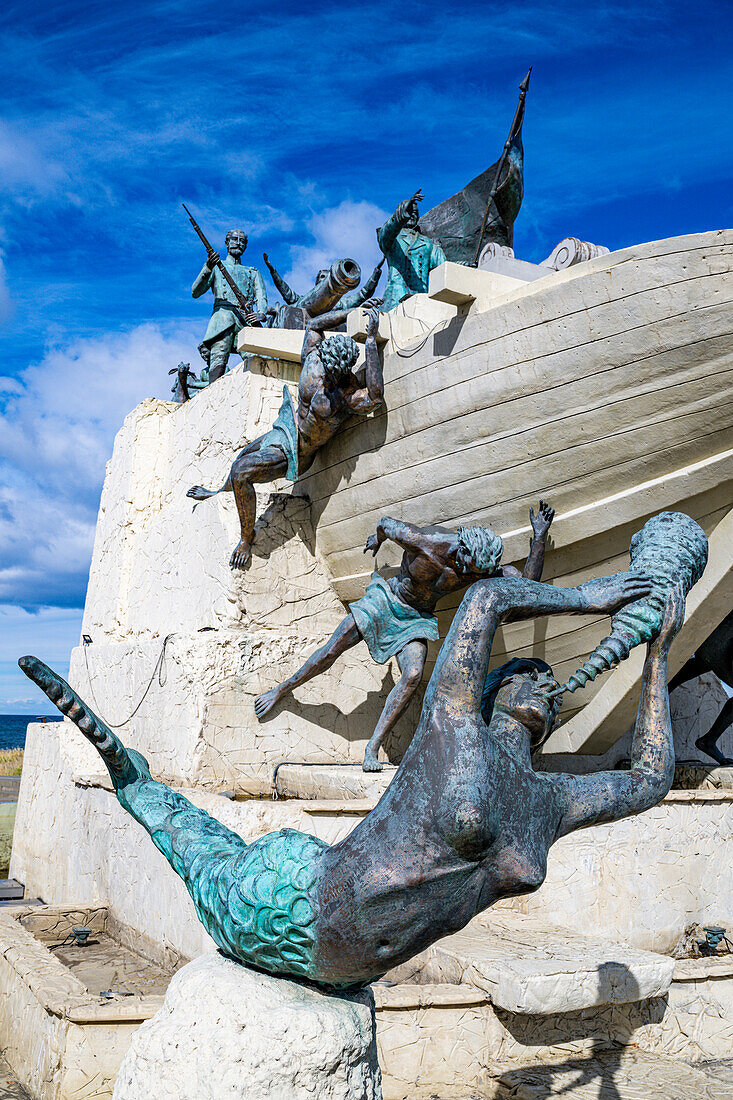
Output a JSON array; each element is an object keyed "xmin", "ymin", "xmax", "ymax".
[
  {"xmin": 320, "ymin": 334, "xmax": 360, "ymax": 380},
  {"xmin": 225, "ymin": 229, "xmax": 248, "ymax": 260},
  {"xmin": 454, "ymin": 525, "xmax": 503, "ymax": 576},
  {"xmin": 404, "ymin": 202, "xmax": 420, "ymax": 230},
  {"xmin": 481, "ymin": 657, "xmax": 562, "ymax": 749}
]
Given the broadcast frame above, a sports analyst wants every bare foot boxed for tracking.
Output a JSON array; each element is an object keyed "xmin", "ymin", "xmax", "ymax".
[
  {"xmin": 695, "ymin": 734, "xmax": 733, "ymax": 767},
  {"xmin": 362, "ymin": 750, "xmax": 383, "ymax": 772},
  {"xmin": 230, "ymin": 541, "xmax": 252, "ymax": 570},
  {"xmin": 254, "ymin": 687, "xmax": 285, "ymax": 720},
  {"xmin": 187, "ymin": 485, "xmax": 216, "ymax": 500}
]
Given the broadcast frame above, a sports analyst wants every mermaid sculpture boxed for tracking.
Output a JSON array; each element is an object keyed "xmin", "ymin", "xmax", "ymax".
[
  {"xmin": 547, "ymin": 512, "xmax": 708, "ymax": 698},
  {"xmin": 21, "ymin": 564, "xmax": 685, "ymax": 990}
]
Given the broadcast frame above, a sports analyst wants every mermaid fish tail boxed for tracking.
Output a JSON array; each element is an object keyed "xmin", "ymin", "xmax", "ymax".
[
  {"xmin": 18, "ymin": 655, "xmax": 149, "ymax": 789},
  {"xmin": 18, "ymin": 656, "xmax": 330, "ymax": 983}
]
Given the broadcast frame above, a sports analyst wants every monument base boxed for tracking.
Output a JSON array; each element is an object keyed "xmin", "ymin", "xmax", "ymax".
[{"xmin": 113, "ymin": 953, "xmax": 382, "ymax": 1100}]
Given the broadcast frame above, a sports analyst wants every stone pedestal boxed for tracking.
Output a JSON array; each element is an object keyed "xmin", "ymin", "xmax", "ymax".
[{"xmin": 113, "ymin": 953, "xmax": 381, "ymax": 1100}]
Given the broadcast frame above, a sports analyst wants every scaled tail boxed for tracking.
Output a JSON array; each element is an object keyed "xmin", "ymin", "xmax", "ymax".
[
  {"xmin": 18, "ymin": 655, "xmax": 149, "ymax": 789},
  {"xmin": 18, "ymin": 655, "xmax": 253, "ymax": 949}
]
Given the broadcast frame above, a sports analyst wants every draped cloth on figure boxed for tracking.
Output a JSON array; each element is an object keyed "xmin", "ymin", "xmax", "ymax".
[
  {"xmin": 350, "ymin": 572, "xmax": 440, "ymax": 663},
  {"xmin": 258, "ymin": 386, "xmax": 301, "ymax": 482}
]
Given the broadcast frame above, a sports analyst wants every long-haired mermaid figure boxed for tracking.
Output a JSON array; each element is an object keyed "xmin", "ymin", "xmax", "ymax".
[{"xmin": 20, "ymin": 569, "xmax": 683, "ymax": 990}]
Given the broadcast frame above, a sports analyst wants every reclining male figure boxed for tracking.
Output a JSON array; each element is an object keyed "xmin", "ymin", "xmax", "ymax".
[
  {"xmin": 187, "ymin": 303, "xmax": 383, "ymax": 569},
  {"xmin": 255, "ymin": 501, "xmax": 555, "ymax": 770}
]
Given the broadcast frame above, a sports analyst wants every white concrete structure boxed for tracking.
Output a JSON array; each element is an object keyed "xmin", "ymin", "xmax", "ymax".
[{"xmin": 114, "ymin": 953, "xmax": 381, "ymax": 1100}]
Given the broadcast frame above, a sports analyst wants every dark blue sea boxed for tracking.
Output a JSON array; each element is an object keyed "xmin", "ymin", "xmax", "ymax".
[{"xmin": 0, "ymin": 715, "xmax": 62, "ymax": 751}]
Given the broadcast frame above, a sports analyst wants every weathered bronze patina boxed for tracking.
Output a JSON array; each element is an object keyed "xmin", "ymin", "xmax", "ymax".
[
  {"xmin": 186, "ymin": 304, "xmax": 384, "ymax": 569},
  {"xmin": 255, "ymin": 502, "xmax": 555, "ymax": 771},
  {"xmin": 20, "ymin": 565, "xmax": 683, "ymax": 989},
  {"xmin": 547, "ymin": 512, "xmax": 708, "ymax": 698},
  {"xmin": 187, "ymin": 209, "xmax": 267, "ymax": 383},
  {"xmin": 377, "ymin": 190, "xmax": 447, "ymax": 312},
  {"xmin": 263, "ymin": 254, "xmax": 384, "ymax": 328},
  {"xmin": 419, "ymin": 69, "xmax": 530, "ymax": 266}
]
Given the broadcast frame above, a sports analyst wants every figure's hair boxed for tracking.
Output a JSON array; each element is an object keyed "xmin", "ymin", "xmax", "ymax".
[
  {"xmin": 456, "ymin": 525, "xmax": 503, "ymax": 573},
  {"xmin": 480, "ymin": 657, "xmax": 556, "ymax": 747},
  {"xmin": 225, "ymin": 229, "xmax": 247, "ymax": 248},
  {"xmin": 320, "ymin": 334, "xmax": 360, "ymax": 379}
]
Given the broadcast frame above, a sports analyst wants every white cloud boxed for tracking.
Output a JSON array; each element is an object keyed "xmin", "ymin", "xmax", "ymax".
[
  {"xmin": 283, "ymin": 200, "xmax": 389, "ymax": 300},
  {"xmin": 0, "ymin": 321, "xmax": 199, "ymax": 609}
]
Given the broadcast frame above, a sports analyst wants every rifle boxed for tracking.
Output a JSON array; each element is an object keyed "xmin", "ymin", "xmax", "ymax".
[
  {"xmin": 471, "ymin": 67, "xmax": 532, "ymax": 268},
  {"xmin": 182, "ymin": 203, "xmax": 261, "ymax": 325}
]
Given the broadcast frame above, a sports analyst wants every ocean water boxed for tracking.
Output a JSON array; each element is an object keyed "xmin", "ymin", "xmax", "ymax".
[{"xmin": 0, "ymin": 715, "xmax": 62, "ymax": 751}]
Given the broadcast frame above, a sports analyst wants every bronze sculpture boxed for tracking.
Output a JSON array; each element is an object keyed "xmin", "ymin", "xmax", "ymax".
[
  {"xmin": 190, "ymin": 225, "xmax": 267, "ymax": 383},
  {"xmin": 547, "ymin": 512, "xmax": 708, "ymax": 698},
  {"xmin": 262, "ymin": 254, "xmax": 384, "ymax": 328},
  {"xmin": 255, "ymin": 502, "xmax": 556, "ymax": 771},
  {"xmin": 668, "ymin": 609, "xmax": 733, "ymax": 766},
  {"xmin": 20, "ymin": 565, "xmax": 681, "ymax": 990},
  {"xmin": 377, "ymin": 190, "xmax": 447, "ymax": 312},
  {"xmin": 420, "ymin": 69, "xmax": 529, "ymax": 266},
  {"xmin": 187, "ymin": 304, "xmax": 384, "ymax": 569}
]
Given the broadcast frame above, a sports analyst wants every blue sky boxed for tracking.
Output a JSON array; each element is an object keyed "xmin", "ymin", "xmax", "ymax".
[{"xmin": 0, "ymin": 0, "xmax": 731, "ymax": 710}]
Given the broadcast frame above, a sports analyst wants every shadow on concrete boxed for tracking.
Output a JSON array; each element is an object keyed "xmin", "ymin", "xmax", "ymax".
[
  {"xmin": 255, "ymin": 667, "xmax": 420, "ymax": 763},
  {"xmin": 496, "ymin": 962, "xmax": 668, "ymax": 1097}
]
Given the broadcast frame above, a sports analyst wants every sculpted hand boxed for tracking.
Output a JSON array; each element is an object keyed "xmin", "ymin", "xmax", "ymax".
[
  {"xmin": 577, "ymin": 570, "xmax": 653, "ymax": 614},
  {"xmin": 365, "ymin": 305, "xmax": 382, "ymax": 338},
  {"xmin": 408, "ymin": 189, "xmax": 424, "ymax": 206},
  {"xmin": 364, "ymin": 533, "xmax": 382, "ymax": 556},
  {"xmin": 530, "ymin": 499, "xmax": 555, "ymax": 539},
  {"xmin": 244, "ymin": 311, "xmax": 265, "ymax": 325},
  {"xmin": 206, "ymin": 249, "xmax": 220, "ymax": 271},
  {"xmin": 649, "ymin": 584, "xmax": 685, "ymax": 657}
]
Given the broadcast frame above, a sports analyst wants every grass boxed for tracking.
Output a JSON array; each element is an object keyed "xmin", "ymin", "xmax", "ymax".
[{"xmin": 0, "ymin": 749, "xmax": 23, "ymax": 776}]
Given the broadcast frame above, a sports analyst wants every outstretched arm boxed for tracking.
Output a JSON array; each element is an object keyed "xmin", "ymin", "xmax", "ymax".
[
  {"xmin": 378, "ymin": 190, "xmax": 423, "ymax": 253},
  {"xmin": 425, "ymin": 572, "xmax": 654, "ymax": 716},
  {"xmin": 347, "ymin": 306, "xmax": 384, "ymax": 413},
  {"xmin": 343, "ymin": 259, "xmax": 385, "ymax": 309},
  {"xmin": 262, "ymin": 253, "xmax": 298, "ymax": 304},
  {"xmin": 300, "ymin": 306, "xmax": 352, "ymax": 359},
  {"xmin": 522, "ymin": 500, "xmax": 555, "ymax": 580},
  {"xmin": 556, "ymin": 587, "xmax": 684, "ymax": 836},
  {"xmin": 364, "ymin": 516, "xmax": 454, "ymax": 561}
]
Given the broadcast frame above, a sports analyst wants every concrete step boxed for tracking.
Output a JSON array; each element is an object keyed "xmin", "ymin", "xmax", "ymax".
[
  {"xmin": 273, "ymin": 761, "xmax": 396, "ymax": 800},
  {"xmin": 426, "ymin": 911, "xmax": 674, "ymax": 1014},
  {"xmin": 498, "ymin": 1047, "xmax": 733, "ymax": 1099}
]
